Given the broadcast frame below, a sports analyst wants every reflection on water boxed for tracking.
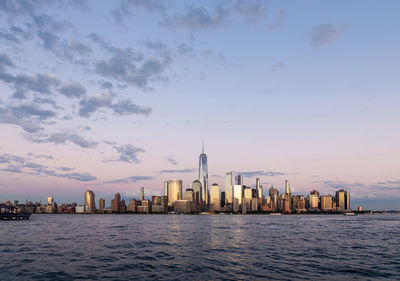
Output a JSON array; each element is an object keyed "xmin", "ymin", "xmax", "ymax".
[{"xmin": 1, "ymin": 214, "xmax": 400, "ymax": 280}]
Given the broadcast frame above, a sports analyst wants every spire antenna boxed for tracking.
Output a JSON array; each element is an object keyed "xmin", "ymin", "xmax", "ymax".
[{"xmin": 202, "ymin": 140, "xmax": 204, "ymax": 154}]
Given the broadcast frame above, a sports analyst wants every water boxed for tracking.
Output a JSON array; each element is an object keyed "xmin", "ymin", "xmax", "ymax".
[{"xmin": 1, "ymin": 214, "xmax": 399, "ymax": 280}]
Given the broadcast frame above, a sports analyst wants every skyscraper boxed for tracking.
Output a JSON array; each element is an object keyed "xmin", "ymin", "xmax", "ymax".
[
  {"xmin": 335, "ymin": 190, "xmax": 350, "ymax": 211},
  {"xmin": 285, "ymin": 180, "xmax": 291, "ymax": 194},
  {"xmin": 256, "ymin": 178, "xmax": 263, "ymax": 198},
  {"xmin": 168, "ymin": 179, "xmax": 182, "ymax": 206},
  {"xmin": 198, "ymin": 143, "xmax": 208, "ymax": 206},
  {"xmin": 210, "ymin": 183, "xmax": 221, "ymax": 211},
  {"xmin": 112, "ymin": 193, "xmax": 121, "ymax": 212},
  {"xmin": 225, "ymin": 172, "xmax": 233, "ymax": 207},
  {"xmin": 235, "ymin": 173, "xmax": 243, "ymax": 185},
  {"xmin": 191, "ymin": 180, "xmax": 202, "ymax": 212},
  {"xmin": 84, "ymin": 190, "xmax": 95, "ymax": 213},
  {"xmin": 98, "ymin": 198, "xmax": 105, "ymax": 213},
  {"xmin": 140, "ymin": 187, "xmax": 144, "ymax": 201}
]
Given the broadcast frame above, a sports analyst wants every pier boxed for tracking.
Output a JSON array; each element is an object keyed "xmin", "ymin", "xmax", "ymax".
[{"xmin": 0, "ymin": 213, "xmax": 31, "ymax": 220}]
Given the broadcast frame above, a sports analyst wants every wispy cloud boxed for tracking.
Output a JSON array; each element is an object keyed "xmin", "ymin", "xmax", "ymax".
[
  {"xmin": 240, "ymin": 171, "xmax": 286, "ymax": 178},
  {"xmin": 311, "ymin": 23, "xmax": 346, "ymax": 49},
  {"xmin": 105, "ymin": 175, "xmax": 154, "ymax": 184},
  {"xmin": 159, "ymin": 168, "xmax": 196, "ymax": 174},
  {"xmin": 165, "ymin": 156, "xmax": 178, "ymax": 165}
]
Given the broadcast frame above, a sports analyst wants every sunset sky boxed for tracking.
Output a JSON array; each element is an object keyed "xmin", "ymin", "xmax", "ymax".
[{"xmin": 0, "ymin": 0, "xmax": 399, "ymax": 210}]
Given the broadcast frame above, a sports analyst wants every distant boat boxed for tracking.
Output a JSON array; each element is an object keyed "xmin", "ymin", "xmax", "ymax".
[
  {"xmin": 270, "ymin": 213, "xmax": 282, "ymax": 215},
  {"xmin": 343, "ymin": 212, "xmax": 357, "ymax": 216}
]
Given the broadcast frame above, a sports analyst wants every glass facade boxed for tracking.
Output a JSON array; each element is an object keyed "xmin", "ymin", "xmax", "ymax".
[{"xmin": 198, "ymin": 148, "xmax": 208, "ymax": 206}]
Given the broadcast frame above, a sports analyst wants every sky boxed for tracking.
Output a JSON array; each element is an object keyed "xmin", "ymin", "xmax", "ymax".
[{"xmin": 0, "ymin": 0, "xmax": 399, "ymax": 210}]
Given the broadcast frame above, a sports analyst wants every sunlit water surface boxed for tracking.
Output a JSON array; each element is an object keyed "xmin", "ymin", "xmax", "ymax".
[{"xmin": 1, "ymin": 214, "xmax": 399, "ymax": 280}]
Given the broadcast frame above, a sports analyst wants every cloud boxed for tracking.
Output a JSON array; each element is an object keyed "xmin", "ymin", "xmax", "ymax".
[
  {"xmin": 231, "ymin": 0, "xmax": 268, "ymax": 24},
  {"xmin": 370, "ymin": 180, "xmax": 400, "ymax": 191},
  {"xmin": 111, "ymin": 0, "xmax": 166, "ymax": 25},
  {"xmin": 267, "ymin": 10, "xmax": 285, "ymax": 30},
  {"xmin": 12, "ymin": 73, "xmax": 61, "ymax": 96},
  {"xmin": 165, "ymin": 156, "xmax": 178, "ymax": 165},
  {"xmin": 0, "ymin": 53, "xmax": 14, "ymax": 71},
  {"xmin": 0, "ymin": 152, "xmax": 96, "ymax": 181},
  {"xmin": 79, "ymin": 92, "xmax": 152, "ymax": 117},
  {"xmin": 163, "ymin": 5, "xmax": 228, "ymax": 31},
  {"xmin": 11, "ymin": 103, "xmax": 56, "ymax": 120},
  {"xmin": 318, "ymin": 180, "xmax": 364, "ymax": 190},
  {"xmin": 29, "ymin": 132, "xmax": 99, "ymax": 148},
  {"xmin": 58, "ymin": 81, "xmax": 87, "ymax": 98},
  {"xmin": 267, "ymin": 61, "xmax": 285, "ymax": 73},
  {"xmin": 113, "ymin": 144, "xmax": 145, "ymax": 163},
  {"xmin": 159, "ymin": 168, "xmax": 196, "ymax": 174},
  {"xmin": 311, "ymin": 23, "xmax": 346, "ymax": 48},
  {"xmin": 94, "ymin": 49, "xmax": 165, "ymax": 90},
  {"xmin": 27, "ymin": 152, "xmax": 53, "ymax": 160},
  {"xmin": 240, "ymin": 171, "xmax": 286, "ymax": 178},
  {"xmin": 105, "ymin": 175, "xmax": 154, "ymax": 184},
  {"xmin": 0, "ymin": 104, "xmax": 43, "ymax": 133},
  {"xmin": 162, "ymin": 1, "xmax": 268, "ymax": 31},
  {"xmin": 111, "ymin": 100, "xmax": 152, "ymax": 116}
]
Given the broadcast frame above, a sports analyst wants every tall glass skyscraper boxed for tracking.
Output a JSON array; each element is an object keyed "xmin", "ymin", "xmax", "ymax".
[{"xmin": 198, "ymin": 143, "xmax": 208, "ymax": 206}]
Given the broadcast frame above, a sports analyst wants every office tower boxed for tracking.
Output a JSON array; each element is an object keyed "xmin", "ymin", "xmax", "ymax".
[
  {"xmin": 140, "ymin": 187, "xmax": 144, "ymax": 201},
  {"xmin": 335, "ymin": 190, "xmax": 350, "ymax": 211},
  {"xmin": 235, "ymin": 173, "xmax": 243, "ymax": 185},
  {"xmin": 285, "ymin": 180, "xmax": 291, "ymax": 194},
  {"xmin": 99, "ymin": 198, "xmax": 105, "ymax": 213},
  {"xmin": 243, "ymin": 187, "xmax": 252, "ymax": 211},
  {"xmin": 127, "ymin": 199, "xmax": 137, "ymax": 212},
  {"xmin": 210, "ymin": 184, "xmax": 221, "ymax": 211},
  {"xmin": 183, "ymin": 189, "xmax": 194, "ymax": 202},
  {"xmin": 191, "ymin": 180, "xmax": 202, "ymax": 212},
  {"xmin": 112, "ymin": 193, "xmax": 121, "ymax": 212},
  {"xmin": 84, "ymin": 190, "xmax": 96, "ymax": 213},
  {"xmin": 47, "ymin": 197, "xmax": 54, "ymax": 204},
  {"xmin": 256, "ymin": 178, "xmax": 263, "ymax": 198},
  {"xmin": 309, "ymin": 190, "xmax": 319, "ymax": 210},
  {"xmin": 225, "ymin": 172, "xmax": 233, "ymax": 207},
  {"xmin": 198, "ymin": 143, "xmax": 208, "ymax": 206},
  {"xmin": 320, "ymin": 195, "xmax": 333, "ymax": 211},
  {"xmin": 220, "ymin": 192, "xmax": 225, "ymax": 208},
  {"xmin": 269, "ymin": 185, "xmax": 279, "ymax": 211},
  {"xmin": 164, "ymin": 181, "xmax": 169, "ymax": 198},
  {"xmin": 168, "ymin": 179, "xmax": 183, "ymax": 206},
  {"xmin": 120, "ymin": 199, "xmax": 127, "ymax": 213},
  {"xmin": 233, "ymin": 185, "xmax": 243, "ymax": 208}
]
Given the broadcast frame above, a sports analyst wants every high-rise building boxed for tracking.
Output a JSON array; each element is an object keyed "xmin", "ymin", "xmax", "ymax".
[
  {"xmin": 256, "ymin": 178, "xmax": 263, "ymax": 199},
  {"xmin": 84, "ymin": 190, "xmax": 96, "ymax": 213},
  {"xmin": 335, "ymin": 190, "xmax": 350, "ymax": 211},
  {"xmin": 235, "ymin": 173, "xmax": 243, "ymax": 185},
  {"xmin": 127, "ymin": 199, "xmax": 137, "ymax": 212},
  {"xmin": 233, "ymin": 185, "xmax": 243, "ymax": 208},
  {"xmin": 98, "ymin": 198, "xmax": 105, "ymax": 213},
  {"xmin": 269, "ymin": 185, "xmax": 279, "ymax": 211},
  {"xmin": 168, "ymin": 179, "xmax": 182, "ymax": 206},
  {"xmin": 321, "ymin": 195, "xmax": 333, "ymax": 211},
  {"xmin": 164, "ymin": 181, "xmax": 169, "ymax": 198},
  {"xmin": 183, "ymin": 189, "xmax": 194, "ymax": 202},
  {"xmin": 225, "ymin": 172, "xmax": 233, "ymax": 207},
  {"xmin": 198, "ymin": 143, "xmax": 208, "ymax": 206},
  {"xmin": 47, "ymin": 197, "xmax": 54, "ymax": 205},
  {"xmin": 140, "ymin": 187, "xmax": 144, "ymax": 201},
  {"xmin": 309, "ymin": 191, "xmax": 319, "ymax": 210},
  {"xmin": 210, "ymin": 184, "xmax": 221, "ymax": 211},
  {"xmin": 285, "ymin": 180, "xmax": 291, "ymax": 194},
  {"xmin": 112, "ymin": 193, "xmax": 121, "ymax": 212},
  {"xmin": 191, "ymin": 180, "xmax": 202, "ymax": 212}
]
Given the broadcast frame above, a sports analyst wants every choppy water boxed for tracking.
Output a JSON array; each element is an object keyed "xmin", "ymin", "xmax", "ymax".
[{"xmin": 1, "ymin": 214, "xmax": 400, "ymax": 280}]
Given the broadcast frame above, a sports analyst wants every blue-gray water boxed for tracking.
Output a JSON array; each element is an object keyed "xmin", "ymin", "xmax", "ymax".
[{"xmin": 1, "ymin": 214, "xmax": 400, "ymax": 280}]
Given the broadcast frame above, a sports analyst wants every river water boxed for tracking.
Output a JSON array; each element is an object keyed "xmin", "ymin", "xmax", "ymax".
[{"xmin": 1, "ymin": 214, "xmax": 399, "ymax": 280}]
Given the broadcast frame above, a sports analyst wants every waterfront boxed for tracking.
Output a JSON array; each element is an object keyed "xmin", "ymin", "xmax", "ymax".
[{"xmin": 1, "ymin": 214, "xmax": 400, "ymax": 280}]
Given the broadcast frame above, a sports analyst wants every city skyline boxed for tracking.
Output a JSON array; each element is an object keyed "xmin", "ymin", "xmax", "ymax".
[{"xmin": 0, "ymin": 1, "xmax": 399, "ymax": 210}]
